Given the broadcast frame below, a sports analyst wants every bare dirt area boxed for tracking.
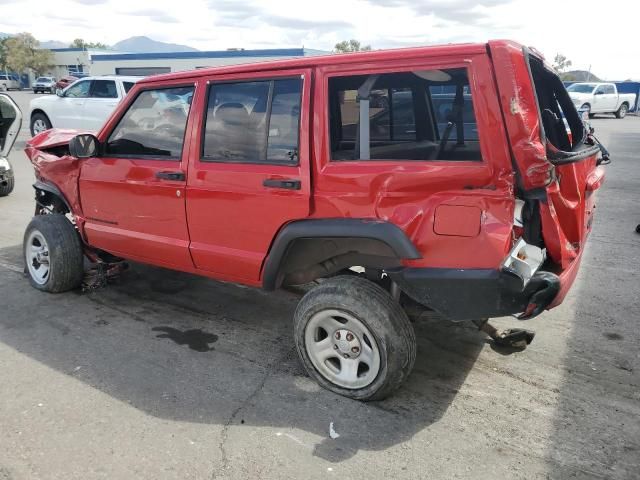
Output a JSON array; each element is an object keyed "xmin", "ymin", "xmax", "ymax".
[{"xmin": 0, "ymin": 91, "xmax": 638, "ymax": 479}]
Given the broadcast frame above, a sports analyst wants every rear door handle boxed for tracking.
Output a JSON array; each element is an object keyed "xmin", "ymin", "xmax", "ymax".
[
  {"xmin": 156, "ymin": 171, "xmax": 185, "ymax": 181},
  {"xmin": 263, "ymin": 178, "xmax": 301, "ymax": 190}
]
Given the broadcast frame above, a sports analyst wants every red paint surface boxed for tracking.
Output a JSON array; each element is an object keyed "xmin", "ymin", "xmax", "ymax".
[{"xmin": 24, "ymin": 40, "xmax": 604, "ymax": 313}]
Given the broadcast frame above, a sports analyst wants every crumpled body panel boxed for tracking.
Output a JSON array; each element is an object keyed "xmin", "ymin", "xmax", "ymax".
[{"xmin": 25, "ymin": 128, "xmax": 85, "ymax": 215}]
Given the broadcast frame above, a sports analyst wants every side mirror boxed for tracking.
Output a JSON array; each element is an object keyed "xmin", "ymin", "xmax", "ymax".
[
  {"xmin": 69, "ymin": 134, "xmax": 99, "ymax": 158},
  {"xmin": 56, "ymin": 88, "xmax": 64, "ymax": 97},
  {"xmin": 0, "ymin": 93, "xmax": 22, "ymax": 158}
]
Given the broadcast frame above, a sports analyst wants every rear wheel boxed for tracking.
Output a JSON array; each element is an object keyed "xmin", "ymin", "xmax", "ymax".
[
  {"xmin": 294, "ymin": 275, "xmax": 416, "ymax": 401},
  {"xmin": 24, "ymin": 214, "xmax": 84, "ymax": 293},
  {"xmin": 615, "ymin": 103, "xmax": 628, "ymax": 119},
  {"xmin": 30, "ymin": 112, "xmax": 52, "ymax": 136}
]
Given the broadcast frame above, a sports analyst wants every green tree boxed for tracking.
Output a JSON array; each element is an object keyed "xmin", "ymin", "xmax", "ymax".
[
  {"xmin": 70, "ymin": 38, "xmax": 109, "ymax": 49},
  {"xmin": 0, "ymin": 38, "xmax": 9, "ymax": 71},
  {"xmin": 334, "ymin": 39, "xmax": 372, "ymax": 53},
  {"xmin": 552, "ymin": 53, "xmax": 572, "ymax": 72},
  {"xmin": 4, "ymin": 33, "xmax": 54, "ymax": 75}
]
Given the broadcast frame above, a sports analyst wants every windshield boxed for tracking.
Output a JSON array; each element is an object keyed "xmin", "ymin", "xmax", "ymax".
[
  {"xmin": 566, "ymin": 83, "xmax": 596, "ymax": 94},
  {"xmin": 36, "ymin": 77, "xmax": 51, "ymax": 82}
]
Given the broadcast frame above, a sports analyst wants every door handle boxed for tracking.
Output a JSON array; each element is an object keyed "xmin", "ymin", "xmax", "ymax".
[
  {"xmin": 156, "ymin": 171, "xmax": 185, "ymax": 181},
  {"xmin": 263, "ymin": 178, "xmax": 301, "ymax": 190}
]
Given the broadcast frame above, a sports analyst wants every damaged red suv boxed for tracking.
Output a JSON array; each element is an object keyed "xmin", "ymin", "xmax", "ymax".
[{"xmin": 24, "ymin": 41, "xmax": 607, "ymax": 400}]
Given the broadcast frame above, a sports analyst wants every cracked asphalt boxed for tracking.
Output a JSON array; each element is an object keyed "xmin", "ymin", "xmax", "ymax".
[{"xmin": 0, "ymin": 91, "xmax": 639, "ymax": 479}]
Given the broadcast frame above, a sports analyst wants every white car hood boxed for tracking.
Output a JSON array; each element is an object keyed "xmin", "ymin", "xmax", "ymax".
[{"xmin": 29, "ymin": 94, "xmax": 61, "ymax": 113}]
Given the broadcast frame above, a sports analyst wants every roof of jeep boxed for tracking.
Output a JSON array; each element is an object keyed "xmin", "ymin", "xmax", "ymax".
[{"xmin": 137, "ymin": 41, "xmax": 522, "ymax": 86}]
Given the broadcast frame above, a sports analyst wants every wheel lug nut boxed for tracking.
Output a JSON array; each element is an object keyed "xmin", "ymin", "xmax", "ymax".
[
  {"xmin": 346, "ymin": 333, "xmax": 354, "ymax": 341},
  {"xmin": 333, "ymin": 344, "xmax": 338, "ymax": 350},
  {"xmin": 335, "ymin": 332, "xmax": 341, "ymax": 340},
  {"xmin": 351, "ymin": 346, "xmax": 359, "ymax": 353},
  {"xmin": 343, "ymin": 354, "xmax": 349, "ymax": 359}
]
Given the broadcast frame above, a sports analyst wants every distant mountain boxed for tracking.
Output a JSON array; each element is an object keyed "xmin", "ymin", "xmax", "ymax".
[
  {"xmin": 112, "ymin": 36, "xmax": 198, "ymax": 53},
  {"xmin": 40, "ymin": 40, "xmax": 69, "ymax": 49},
  {"xmin": 561, "ymin": 70, "xmax": 602, "ymax": 82}
]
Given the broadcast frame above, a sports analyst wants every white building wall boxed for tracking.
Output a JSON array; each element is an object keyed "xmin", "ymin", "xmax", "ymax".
[{"xmin": 88, "ymin": 55, "xmax": 302, "ymax": 76}]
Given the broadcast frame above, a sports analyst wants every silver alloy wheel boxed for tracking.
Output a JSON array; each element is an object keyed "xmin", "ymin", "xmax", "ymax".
[
  {"xmin": 620, "ymin": 105, "xmax": 627, "ymax": 117},
  {"xmin": 304, "ymin": 309, "xmax": 381, "ymax": 389},
  {"xmin": 32, "ymin": 118, "xmax": 48, "ymax": 134},
  {"xmin": 26, "ymin": 230, "xmax": 50, "ymax": 285}
]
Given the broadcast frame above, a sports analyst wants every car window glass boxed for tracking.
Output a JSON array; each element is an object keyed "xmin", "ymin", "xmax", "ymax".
[
  {"xmin": 123, "ymin": 82, "xmax": 135, "ymax": 94},
  {"xmin": 202, "ymin": 78, "xmax": 302, "ymax": 164},
  {"xmin": 329, "ymin": 68, "xmax": 481, "ymax": 161},
  {"xmin": 267, "ymin": 78, "xmax": 302, "ymax": 163},
  {"xmin": 604, "ymin": 85, "xmax": 615, "ymax": 94},
  {"xmin": 106, "ymin": 86, "xmax": 194, "ymax": 159},
  {"xmin": 90, "ymin": 80, "xmax": 118, "ymax": 98},
  {"xmin": 65, "ymin": 80, "xmax": 91, "ymax": 98}
]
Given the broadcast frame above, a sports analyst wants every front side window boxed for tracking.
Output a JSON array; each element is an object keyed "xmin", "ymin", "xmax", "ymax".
[
  {"xmin": 603, "ymin": 84, "xmax": 615, "ymax": 94},
  {"xmin": 202, "ymin": 77, "xmax": 302, "ymax": 164},
  {"xmin": 65, "ymin": 80, "xmax": 91, "ymax": 98},
  {"xmin": 329, "ymin": 68, "xmax": 481, "ymax": 161},
  {"xmin": 105, "ymin": 86, "xmax": 194, "ymax": 158},
  {"xmin": 90, "ymin": 80, "xmax": 117, "ymax": 98}
]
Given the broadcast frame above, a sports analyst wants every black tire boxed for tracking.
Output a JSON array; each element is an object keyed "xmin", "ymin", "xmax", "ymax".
[
  {"xmin": 30, "ymin": 112, "xmax": 52, "ymax": 136},
  {"xmin": 23, "ymin": 214, "xmax": 84, "ymax": 293},
  {"xmin": 294, "ymin": 275, "xmax": 416, "ymax": 401},
  {"xmin": 0, "ymin": 176, "xmax": 14, "ymax": 196},
  {"xmin": 615, "ymin": 103, "xmax": 628, "ymax": 119}
]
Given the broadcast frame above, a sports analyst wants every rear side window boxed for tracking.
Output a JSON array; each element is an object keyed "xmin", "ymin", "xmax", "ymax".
[
  {"xmin": 105, "ymin": 86, "xmax": 194, "ymax": 159},
  {"xmin": 329, "ymin": 68, "xmax": 481, "ymax": 161},
  {"xmin": 90, "ymin": 80, "xmax": 118, "ymax": 98},
  {"xmin": 202, "ymin": 77, "xmax": 302, "ymax": 164},
  {"xmin": 123, "ymin": 82, "xmax": 135, "ymax": 94}
]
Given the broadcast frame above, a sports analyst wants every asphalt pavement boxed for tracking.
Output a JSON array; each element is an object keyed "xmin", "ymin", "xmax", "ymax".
[{"xmin": 0, "ymin": 90, "xmax": 638, "ymax": 480}]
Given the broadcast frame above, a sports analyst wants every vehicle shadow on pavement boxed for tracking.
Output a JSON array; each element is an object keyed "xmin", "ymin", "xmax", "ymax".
[{"xmin": 0, "ymin": 244, "xmax": 484, "ymax": 463}]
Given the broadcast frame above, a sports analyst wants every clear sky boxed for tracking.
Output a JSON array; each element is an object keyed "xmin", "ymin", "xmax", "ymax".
[{"xmin": 1, "ymin": 0, "xmax": 638, "ymax": 80}]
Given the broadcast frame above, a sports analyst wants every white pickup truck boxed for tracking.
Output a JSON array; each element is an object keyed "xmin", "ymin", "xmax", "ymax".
[{"xmin": 567, "ymin": 82, "xmax": 636, "ymax": 118}]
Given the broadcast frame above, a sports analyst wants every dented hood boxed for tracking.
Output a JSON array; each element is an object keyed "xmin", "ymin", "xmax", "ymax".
[{"xmin": 27, "ymin": 128, "xmax": 84, "ymax": 150}]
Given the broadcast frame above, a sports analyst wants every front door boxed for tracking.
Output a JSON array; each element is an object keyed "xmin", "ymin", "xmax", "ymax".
[
  {"xmin": 79, "ymin": 83, "xmax": 196, "ymax": 270},
  {"xmin": 186, "ymin": 70, "xmax": 312, "ymax": 285},
  {"xmin": 57, "ymin": 79, "xmax": 92, "ymax": 128}
]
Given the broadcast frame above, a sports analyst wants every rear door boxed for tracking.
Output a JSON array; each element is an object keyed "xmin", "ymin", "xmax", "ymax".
[
  {"xmin": 79, "ymin": 82, "xmax": 196, "ymax": 269},
  {"xmin": 185, "ymin": 69, "xmax": 311, "ymax": 285},
  {"xmin": 83, "ymin": 79, "xmax": 120, "ymax": 131}
]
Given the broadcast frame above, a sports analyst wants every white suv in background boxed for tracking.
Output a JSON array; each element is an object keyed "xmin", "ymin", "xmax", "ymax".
[{"xmin": 29, "ymin": 75, "xmax": 141, "ymax": 136}]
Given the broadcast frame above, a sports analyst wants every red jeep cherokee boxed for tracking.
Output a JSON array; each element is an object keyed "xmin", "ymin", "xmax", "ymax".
[{"xmin": 24, "ymin": 41, "xmax": 607, "ymax": 400}]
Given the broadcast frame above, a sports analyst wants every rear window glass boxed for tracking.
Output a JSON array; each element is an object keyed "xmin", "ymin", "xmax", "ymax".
[
  {"xmin": 123, "ymin": 82, "xmax": 135, "ymax": 94},
  {"xmin": 329, "ymin": 68, "xmax": 481, "ymax": 162}
]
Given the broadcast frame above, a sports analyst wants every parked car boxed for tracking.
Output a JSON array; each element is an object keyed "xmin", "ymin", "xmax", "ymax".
[
  {"xmin": 32, "ymin": 76, "xmax": 57, "ymax": 94},
  {"xmin": 0, "ymin": 93, "xmax": 22, "ymax": 196},
  {"xmin": 29, "ymin": 75, "xmax": 141, "ymax": 136},
  {"xmin": 567, "ymin": 82, "xmax": 636, "ymax": 118},
  {"xmin": 23, "ymin": 40, "xmax": 607, "ymax": 400},
  {"xmin": 55, "ymin": 75, "xmax": 79, "ymax": 90},
  {"xmin": 0, "ymin": 74, "xmax": 20, "ymax": 91}
]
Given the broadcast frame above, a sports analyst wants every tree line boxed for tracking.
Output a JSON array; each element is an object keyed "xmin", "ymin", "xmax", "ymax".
[{"xmin": 0, "ymin": 33, "xmax": 109, "ymax": 76}]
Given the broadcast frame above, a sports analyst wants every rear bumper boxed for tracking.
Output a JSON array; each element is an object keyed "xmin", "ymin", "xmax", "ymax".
[{"xmin": 389, "ymin": 266, "xmax": 562, "ymax": 321}]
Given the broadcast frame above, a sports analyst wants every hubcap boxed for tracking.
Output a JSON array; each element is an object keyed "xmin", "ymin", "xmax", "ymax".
[
  {"xmin": 305, "ymin": 309, "xmax": 381, "ymax": 389},
  {"xmin": 33, "ymin": 119, "xmax": 47, "ymax": 134},
  {"xmin": 26, "ymin": 230, "xmax": 50, "ymax": 285}
]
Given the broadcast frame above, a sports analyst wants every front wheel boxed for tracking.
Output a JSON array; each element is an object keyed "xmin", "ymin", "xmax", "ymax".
[
  {"xmin": 615, "ymin": 103, "xmax": 628, "ymax": 119},
  {"xmin": 0, "ymin": 175, "xmax": 14, "ymax": 196},
  {"xmin": 30, "ymin": 112, "xmax": 52, "ymax": 136},
  {"xmin": 24, "ymin": 214, "xmax": 84, "ymax": 293},
  {"xmin": 294, "ymin": 275, "xmax": 416, "ymax": 401}
]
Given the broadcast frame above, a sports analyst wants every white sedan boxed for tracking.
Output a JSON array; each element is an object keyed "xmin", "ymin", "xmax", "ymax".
[{"xmin": 29, "ymin": 75, "xmax": 141, "ymax": 136}]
